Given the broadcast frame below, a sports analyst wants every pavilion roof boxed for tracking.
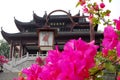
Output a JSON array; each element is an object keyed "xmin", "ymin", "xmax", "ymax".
[
  {"xmin": 1, "ymin": 28, "xmax": 103, "ymax": 44},
  {"xmin": 14, "ymin": 11, "xmax": 88, "ymax": 32},
  {"xmin": 14, "ymin": 18, "xmax": 40, "ymax": 32}
]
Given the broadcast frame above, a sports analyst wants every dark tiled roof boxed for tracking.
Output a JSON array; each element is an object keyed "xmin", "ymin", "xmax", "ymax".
[{"xmin": 1, "ymin": 28, "xmax": 103, "ymax": 44}]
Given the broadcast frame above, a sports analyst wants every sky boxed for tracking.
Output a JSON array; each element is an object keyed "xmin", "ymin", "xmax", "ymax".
[{"xmin": 0, "ymin": 0, "xmax": 120, "ymax": 40}]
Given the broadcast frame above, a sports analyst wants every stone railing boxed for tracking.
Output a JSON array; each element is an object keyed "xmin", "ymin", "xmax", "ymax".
[{"xmin": 3, "ymin": 52, "xmax": 46, "ymax": 72}]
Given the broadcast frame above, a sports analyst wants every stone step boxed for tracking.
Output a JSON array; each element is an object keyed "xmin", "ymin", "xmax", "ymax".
[{"xmin": 0, "ymin": 72, "xmax": 18, "ymax": 80}]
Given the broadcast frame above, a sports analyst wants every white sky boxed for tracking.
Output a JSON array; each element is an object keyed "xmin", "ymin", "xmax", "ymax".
[{"xmin": 0, "ymin": 0, "xmax": 120, "ymax": 40}]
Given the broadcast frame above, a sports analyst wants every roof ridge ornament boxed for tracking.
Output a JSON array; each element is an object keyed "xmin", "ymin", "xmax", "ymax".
[
  {"xmin": 68, "ymin": 10, "xmax": 71, "ymax": 15},
  {"xmin": 1, "ymin": 27, "xmax": 3, "ymax": 31},
  {"xmin": 74, "ymin": 10, "xmax": 80, "ymax": 16},
  {"xmin": 43, "ymin": 11, "xmax": 47, "ymax": 18},
  {"xmin": 33, "ymin": 11, "xmax": 34, "ymax": 14},
  {"xmin": 82, "ymin": 13, "xmax": 85, "ymax": 16},
  {"xmin": 14, "ymin": 17, "xmax": 16, "ymax": 20},
  {"xmin": 33, "ymin": 11, "xmax": 35, "ymax": 16},
  {"xmin": 78, "ymin": 10, "xmax": 80, "ymax": 16}
]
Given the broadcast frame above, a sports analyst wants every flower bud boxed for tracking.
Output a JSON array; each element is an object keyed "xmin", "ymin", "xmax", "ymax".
[{"xmin": 100, "ymin": 2, "xmax": 105, "ymax": 8}]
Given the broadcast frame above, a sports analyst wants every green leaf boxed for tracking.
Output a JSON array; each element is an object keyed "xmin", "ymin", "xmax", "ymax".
[
  {"xmin": 101, "ymin": 0, "xmax": 103, "ymax": 2},
  {"xmin": 90, "ymin": 67, "xmax": 99, "ymax": 75},
  {"xmin": 102, "ymin": 10, "xmax": 111, "ymax": 17},
  {"xmin": 109, "ymin": 0, "xmax": 112, "ymax": 3},
  {"xmin": 87, "ymin": 3, "xmax": 92, "ymax": 8},
  {"xmin": 105, "ymin": 62, "xmax": 116, "ymax": 73},
  {"xmin": 106, "ymin": 10, "xmax": 111, "ymax": 14},
  {"xmin": 76, "ymin": 2, "xmax": 80, "ymax": 7},
  {"xmin": 95, "ymin": 77, "xmax": 104, "ymax": 80},
  {"xmin": 107, "ymin": 50, "xmax": 117, "ymax": 61},
  {"xmin": 95, "ymin": 52, "xmax": 107, "ymax": 64},
  {"xmin": 116, "ymin": 31, "xmax": 120, "ymax": 40},
  {"xmin": 92, "ymin": 17, "xmax": 101, "ymax": 25},
  {"xmin": 116, "ymin": 30, "xmax": 120, "ymax": 35}
]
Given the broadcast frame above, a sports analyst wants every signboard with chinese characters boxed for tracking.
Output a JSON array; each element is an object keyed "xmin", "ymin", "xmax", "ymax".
[{"xmin": 37, "ymin": 29, "xmax": 57, "ymax": 51}]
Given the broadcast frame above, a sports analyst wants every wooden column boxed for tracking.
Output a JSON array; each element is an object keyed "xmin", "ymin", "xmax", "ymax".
[
  {"xmin": 90, "ymin": 23, "xmax": 95, "ymax": 41},
  {"xmin": 12, "ymin": 45, "xmax": 15, "ymax": 58},
  {"xmin": 19, "ymin": 42, "xmax": 23, "ymax": 58},
  {"xmin": 9, "ymin": 41, "xmax": 13, "ymax": 60}
]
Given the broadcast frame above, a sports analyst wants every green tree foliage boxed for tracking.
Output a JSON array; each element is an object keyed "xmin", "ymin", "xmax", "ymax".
[{"xmin": 0, "ymin": 40, "xmax": 9, "ymax": 58}]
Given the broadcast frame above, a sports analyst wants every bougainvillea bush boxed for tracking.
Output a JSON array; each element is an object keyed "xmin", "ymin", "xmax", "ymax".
[
  {"xmin": 0, "ymin": 55, "xmax": 8, "ymax": 65},
  {"xmin": 76, "ymin": 0, "xmax": 112, "ymax": 25},
  {"xmin": 0, "ymin": 55, "xmax": 8, "ymax": 72},
  {"xmin": 15, "ymin": 0, "xmax": 120, "ymax": 80}
]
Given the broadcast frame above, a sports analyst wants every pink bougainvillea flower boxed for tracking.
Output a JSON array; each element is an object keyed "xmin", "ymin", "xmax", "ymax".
[
  {"xmin": 22, "ymin": 64, "xmax": 42, "ymax": 80},
  {"xmin": 117, "ymin": 41, "xmax": 120, "ymax": 57},
  {"xmin": 88, "ymin": 14, "xmax": 94, "ymax": 23},
  {"xmin": 79, "ymin": 0, "xmax": 86, "ymax": 6},
  {"xmin": 83, "ymin": 6, "xmax": 88, "ymax": 13},
  {"xmin": 17, "ymin": 76, "xmax": 25, "ymax": 80},
  {"xmin": 35, "ymin": 56, "xmax": 43, "ymax": 65},
  {"xmin": 62, "ymin": 39, "xmax": 98, "ymax": 79},
  {"xmin": 102, "ymin": 48, "xmax": 109, "ymax": 57},
  {"xmin": 46, "ymin": 46, "xmax": 61, "ymax": 64},
  {"xmin": 100, "ymin": 2, "xmax": 105, "ymax": 8},
  {"xmin": 102, "ymin": 26, "xmax": 118, "ymax": 49},
  {"xmin": 114, "ymin": 17, "xmax": 120, "ymax": 30},
  {"xmin": 106, "ymin": 13, "xmax": 110, "ymax": 16},
  {"xmin": 38, "ymin": 63, "xmax": 61, "ymax": 80},
  {"xmin": 63, "ymin": 39, "xmax": 75, "ymax": 51},
  {"xmin": 0, "ymin": 55, "xmax": 8, "ymax": 65},
  {"xmin": 93, "ymin": 2, "xmax": 99, "ymax": 11},
  {"xmin": 117, "ymin": 76, "xmax": 120, "ymax": 80}
]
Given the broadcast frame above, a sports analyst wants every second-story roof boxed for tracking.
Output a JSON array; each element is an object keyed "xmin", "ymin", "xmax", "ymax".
[{"xmin": 14, "ymin": 10, "xmax": 90, "ymax": 32}]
